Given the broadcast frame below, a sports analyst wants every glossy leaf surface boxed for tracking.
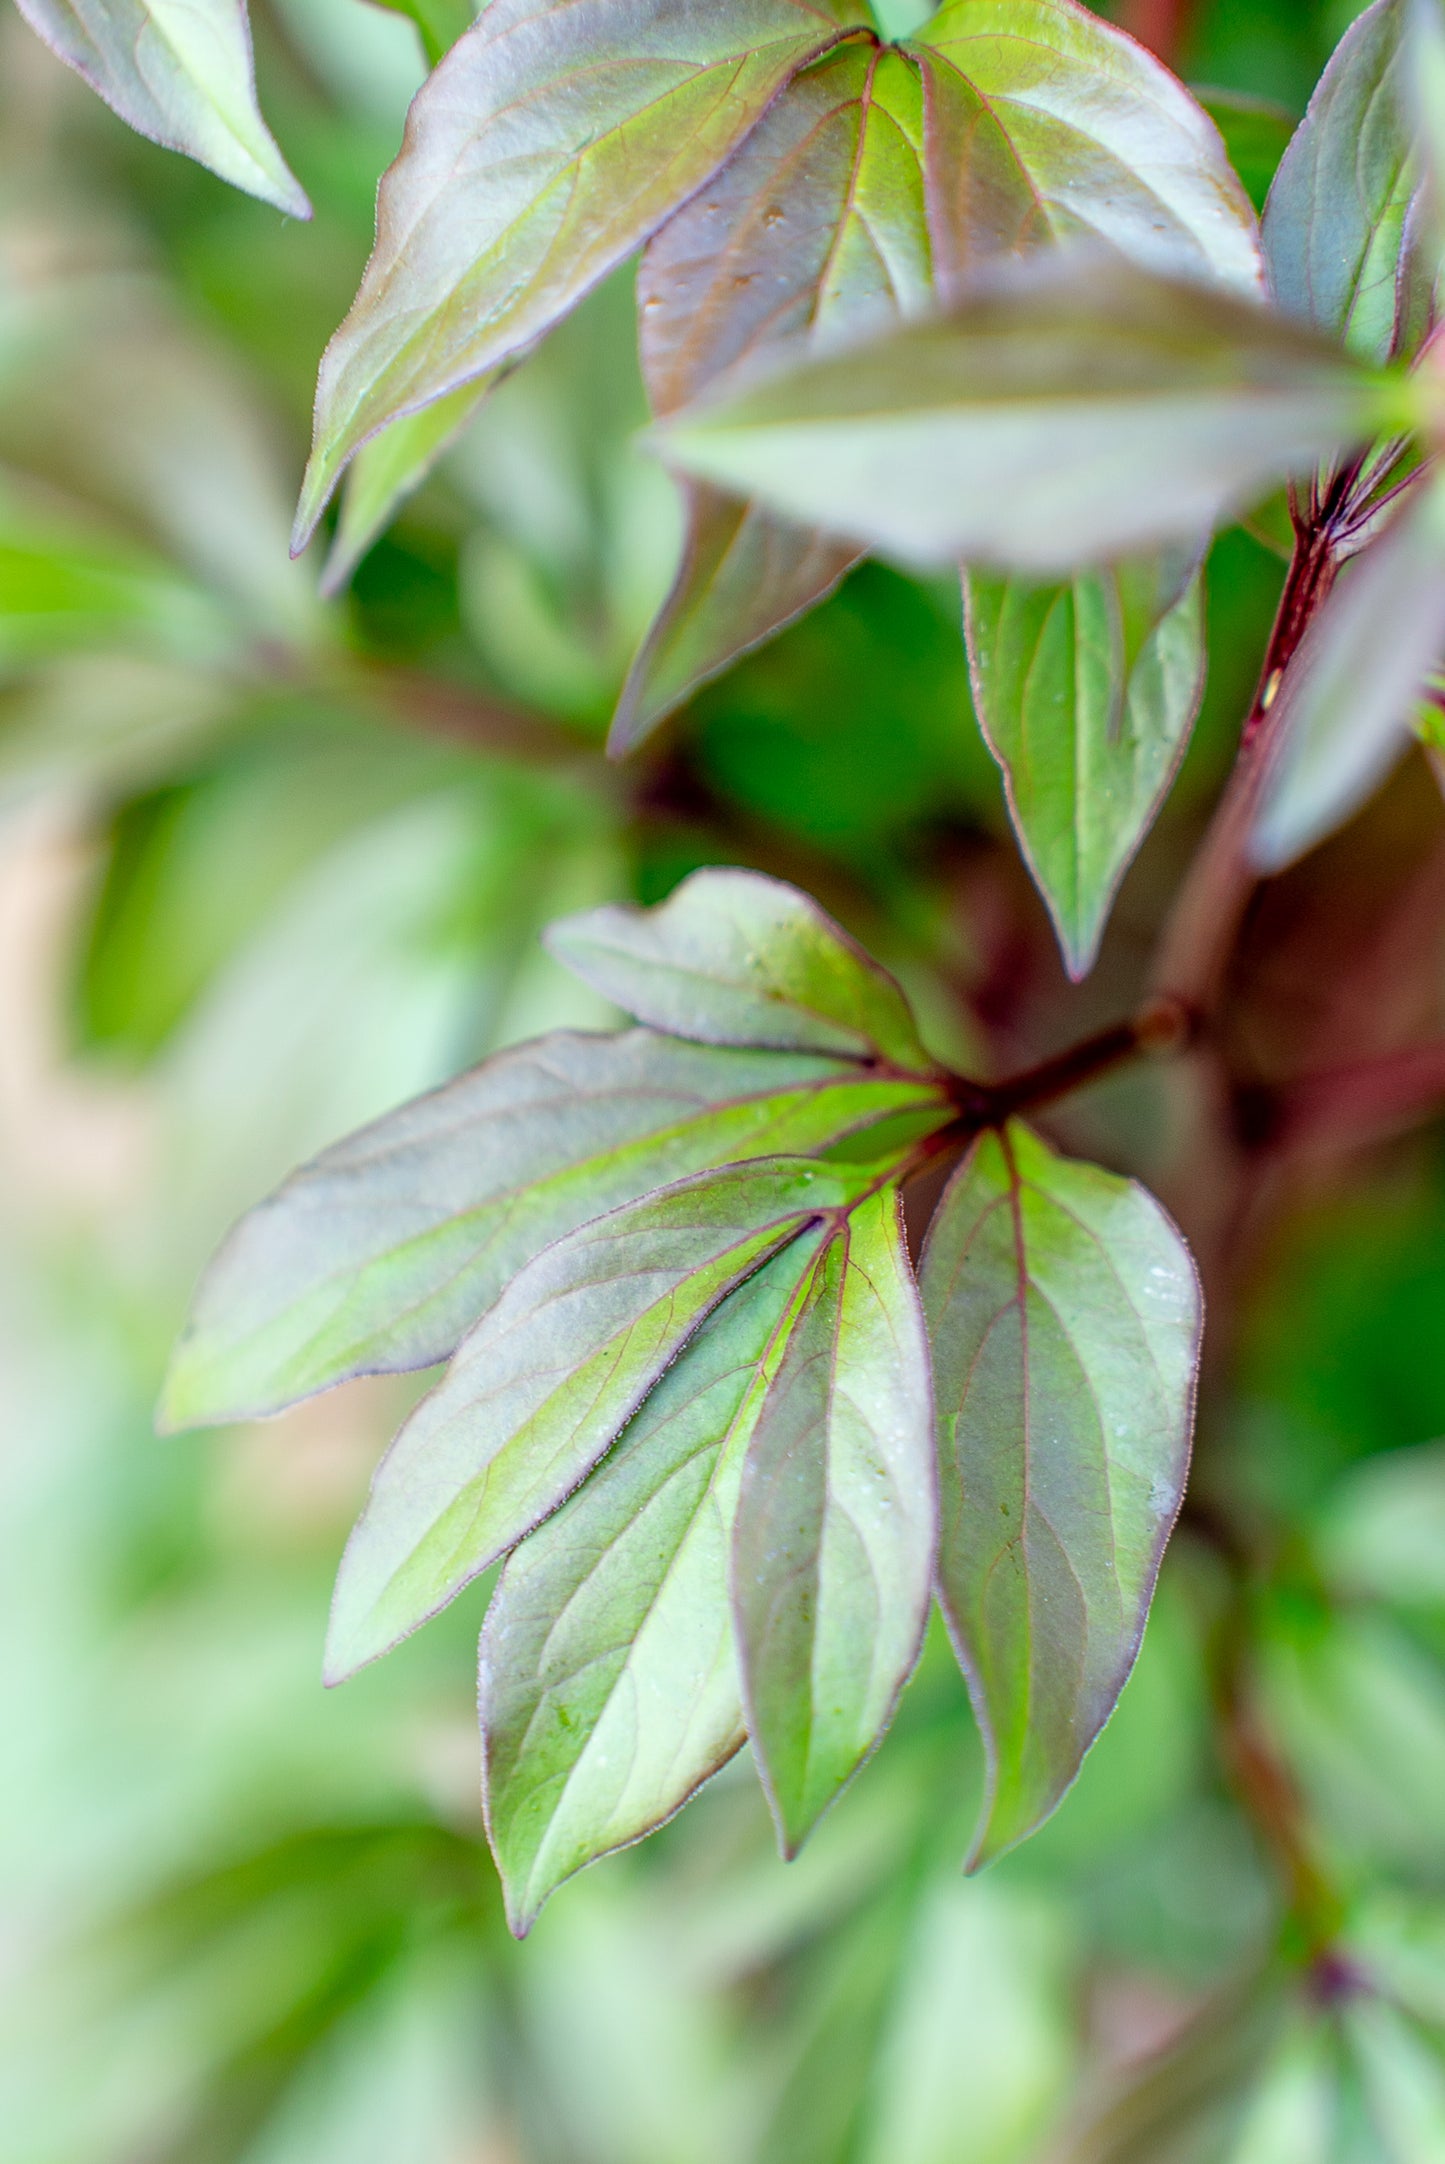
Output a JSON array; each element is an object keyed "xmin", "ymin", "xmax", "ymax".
[
  {"xmin": 920, "ymin": 1121, "xmax": 1200, "ymax": 1867},
  {"xmin": 615, "ymin": 42, "xmax": 929, "ymax": 747},
  {"xmin": 13, "ymin": 0, "xmax": 308, "ymax": 217},
  {"xmin": 965, "ymin": 554, "xmax": 1205, "ymax": 977},
  {"xmin": 913, "ymin": 0, "xmax": 1262, "ymax": 298},
  {"xmin": 325, "ymin": 1156, "xmax": 861, "ymax": 1681},
  {"xmin": 1253, "ymin": 472, "xmax": 1445, "ymax": 872},
  {"xmin": 1264, "ymin": 0, "xmax": 1424, "ymax": 364},
  {"xmin": 295, "ymin": 0, "xmax": 864, "ymax": 542},
  {"xmin": 546, "ymin": 868, "xmax": 934, "ymax": 1069},
  {"xmin": 163, "ymin": 1029, "xmax": 938, "ymax": 1427},
  {"xmin": 656, "ymin": 251, "xmax": 1391, "ymax": 572},
  {"xmin": 480, "ymin": 1238, "xmax": 822, "ymax": 1933},
  {"xmin": 733, "ymin": 1186, "xmax": 935, "ymax": 1852}
]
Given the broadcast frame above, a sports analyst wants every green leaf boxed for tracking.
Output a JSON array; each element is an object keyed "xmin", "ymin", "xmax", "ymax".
[
  {"xmin": 919, "ymin": 1121, "xmax": 1201, "ymax": 1868},
  {"xmin": 912, "ymin": 0, "xmax": 1262, "ymax": 297},
  {"xmin": 654, "ymin": 250, "xmax": 1395, "ymax": 573},
  {"xmin": 1264, "ymin": 0, "xmax": 1425, "ymax": 364},
  {"xmin": 614, "ymin": 1, "xmax": 1263, "ymax": 749},
  {"xmin": 368, "ymin": 0, "xmax": 476, "ymax": 68},
  {"xmin": 1197, "ymin": 89, "xmax": 1297, "ymax": 216},
  {"xmin": 1252, "ymin": 471, "xmax": 1445, "ymax": 873},
  {"xmin": 0, "ymin": 495, "xmax": 231, "ymax": 667},
  {"xmin": 614, "ymin": 42, "xmax": 930, "ymax": 748},
  {"xmin": 294, "ymin": 0, "xmax": 866, "ymax": 545},
  {"xmin": 1062, "ymin": 1974, "xmax": 1291, "ymax": 2164},
  {"xmin": 322, "ymin": 379, "xmax": 494, "ymax": 597},
  {"xmin": 480, "ymin": 1237, "xmax": 823, "ymax": 1934},
  {"xmin": 12, "ymin": 0, "xmax": 309, "ymax": 217},
  {"xmin": 964, "ymin": 553, "xmax": 1205, "ymax": 977},
  {"xmin": 733, "ymin": 1185, "xmax": 935, "ymax": 1852},
  {"xmin": 162, "ymin": 1028, "xmax": 942, "ymax": 1428},
  {"xmin": 324, "ymin": 1155, "xmax": 863, "ymax": 1680},
  {"xmin": 545, "ymin": 867, "xmax": 935, "ymax": 1069}
]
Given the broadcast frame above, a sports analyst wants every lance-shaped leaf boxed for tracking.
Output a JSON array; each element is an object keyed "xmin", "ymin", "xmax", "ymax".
[
  {"xmin": 323, "ymin": 379, "xmax": 494, "ymax": 596},
  {"xmin": 546, "ymin": 868, "xmax": 934, "ymax": 1069},
  {"xmin": 325, "ymin": 1155, "xmax": 863, "ymax": 1680},
  {"xmin": 615, "ymin": 42, "xmax": 931, "ymax": 750},
  {"xmin": 481, "ymin": 1236, "xmax": 822, "ymax": 1934},
  {"xmin": 162, "ymin": 1028, "xmax": 942, "ymax": 1429},
  {"xmin": 965, "ymin": 552, "xmax": 1206, "ymax": 978},
  {"xmin": 912, "ymin": 0, "xmax": 1263, "ymax": 299},
  {"xmin": 615, "ymin": 1, "xmax": 1263, "ymax": 751},
  {"xmin": 1253, "ymin": 471, "xmax": 1445, "ymax": 872},
  {"xmin": 13, "ymin": 0, "xmax": 308, "ymax": 218},
  {"xmin": 1264, "ymin": 0, "xmax": 1425, "ymax": 365},
  {"xmin": 295, "ymin": 0, "xmax": 867, "ymax": 545},
  {"xmin": 654, "ymin": 250, "xmax": 1397, "ymax": 573},
  {"xmin": 733, "ymin": 1185, "xmax": 935, "ymax": 1852},
  {"xmin": 920, "ymin": 1121, "xmax": 1201, "ymax": 1868}
]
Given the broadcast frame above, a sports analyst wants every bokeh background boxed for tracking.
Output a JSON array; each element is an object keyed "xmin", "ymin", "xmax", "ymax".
[{"xmin": 4, "ymin": 2, "xmax": 1445, "ymax": 2158}]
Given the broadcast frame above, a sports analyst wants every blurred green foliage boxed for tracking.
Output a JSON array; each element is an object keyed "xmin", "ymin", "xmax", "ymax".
[{"xmin": 3, "ymin": 1, "xmax": 1445, "ymax": 2159}]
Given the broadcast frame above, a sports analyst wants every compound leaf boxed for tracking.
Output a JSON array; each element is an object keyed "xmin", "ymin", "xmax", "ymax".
[
  {"xmin": 655, "ymin": 250, "xmax": 1395, "ymax": 573},
  {"xmin": 966, "ymin": 552, "xmax": 1206, "ymax": 977},
  {"xmin": 616, "ymin": 0, "xmax": 1262, "ymax": 749},
  {"xmin": 1253, "ymin": 471, "xmax": 1445, "ymax": 872},
  {"xmin": 480, "ymin": 1236, "xmax": 823, "ymax": 1934},
  {"xmin": 162, "ymin": 1028, "xmax": 941, "ymax": 1428},
  {"xmin": 546, "ymin": 868, "xmax": 935, "ymax": 1069},
  {"xmin": 13, "ymin": 0, "xmax": 308, "ymax": 217},
  {"xmin": 912, "ymin": 0, "xmax": 1262, "ymax": 298},
  {"xmin": 295, "ymin": 0, "xmax": 866, "ymax": 543},
  {"xmin": 733, "ymin": 1185, "xmax": 935, "ymax": 1853},
  {"xmin": 920, "ymin": 1121, "xmax": 1201, "ymax": 1867},
  {"xmin": 1264, "ymin": 0, "xmax": 1426, "ymax": 365},
  {"xmin": 325, "ymin": 1156, "xmax": 863, "ymax": 1680},
  {"xmin": 614, "ymin": 41, "xmax": 929, "ymax": 748}
]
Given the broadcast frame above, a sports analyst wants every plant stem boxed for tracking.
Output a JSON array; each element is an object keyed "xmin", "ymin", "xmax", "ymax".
[
  {"xmin": 1151, "ymin": 527, "xmax": 1340, "ymax": 1015},
  {"xmin": 1210, "ymin": 1594, "xmax": 1345, "ymax": 1971},
  {"xmin": 941, "ymin": 995, "xmax": 1195, "ymax": 1128},
  {"xmin": 1116, "ymin": 0, "xmax": 1196, "ymax": 65}
]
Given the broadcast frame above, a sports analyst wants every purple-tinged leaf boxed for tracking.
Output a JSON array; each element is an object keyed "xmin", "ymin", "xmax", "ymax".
[
  {"xmin": 733, "ymin": 1185, "xmax": 935, "ymax": 1852},
  {"xmin": 546, "ymin": 868, "xmax": 935, "ymax": 1069},
  {"xmin": 324, "ymin": 1155, "xmax": 864, "ymax": 1680},
  {"xmin": 654, "ymin": 250, "xmax": 1401, "ymax": 572},
  {"xmin": 162, "ymin": 1027, "xmax": 941, "ymax": 1428},
  {"xmin": 295, "ymin": 0, "xmax": 868, "ymax": 546},
  {"xmin": 920, "ymin": 1122, "xmax": 1200, "ymax": 1868}
]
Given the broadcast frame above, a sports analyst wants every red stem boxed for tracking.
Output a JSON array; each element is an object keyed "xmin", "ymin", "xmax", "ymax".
[{"xmin": 1151, "ymin": 529, "xmax": 1340, "ymax": 1015}]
